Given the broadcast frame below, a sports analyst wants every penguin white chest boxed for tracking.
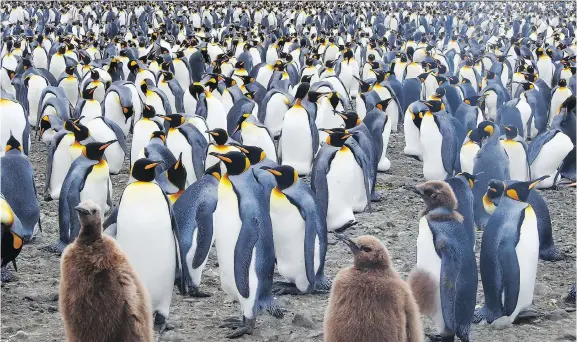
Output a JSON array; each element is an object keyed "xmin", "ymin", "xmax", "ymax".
[
  {"xmin": 205, "ymin": 96, "xmax": 227, "ymax": 130},
  {"xmin": 117, "ymin": 182, "xmax": 175, "ymax": 315},
  {"xmin": 241, "ymin": 124, "xmax": 278, "ymax": 163},
  {"xmin": 460, "ymin": 141, "xmax": 480, "ymax": 174},
  {"xmin": 378, "ymin": 117, "xmax": 393, "ymax": 171},
  {"xmin": 167, "ymin": 129, "xmax": 197, "ymax": 185},
  {"xmin": 264, "ymin": 93, "xmax": 289, "ymax": 137},
  {"xmin": 173, "ymin": 60, "xmax": 190, "ymax": 90},
  {"xmin": 420, "ymin": 115, "xmax": 447, "ymax": 180},
  {"xmin": 27, "ymin": 75, "xmax": 48, "ymax": 127},
  {"xmin": 404, "ymin": 110, "xmax": 422, "ymax": 157},
  {"xmin": 280, "ymin": 107, "xmax": 313, "ymax": 175},
  {"xmin": 131, "ymin": 119, "xmax": 161, "ymax": 166},
  {"xmin": 145, "ymin": 91, "xmax": 165, "ymax": 115},
  {"xmin": 530, "ymin": 132, "xmax": 573, "ymax": 188},
  {"xmin": 325, "ymin": 147, "xmax": 358, "ymax": 231},
  {"xmin": 80, "ymin": 100, "xmax": 102, "ymax": 125},
  {"xmin": 80, "ymin": 160, "xmax": 110, "ymax": 217},
  {"xmin": 49, "ymin": 55, "xmax": 66, "ymax": 79},
  {"xmin": 500, "ymin": 140, "xmax": 529, "ymax": 181},
  {"xmin": 0, "ymin": 100, "xmax": 26, "ymax": 156},
  {"xmin": 269, "ymin": 189, "xmax": 312, "ymax": 291},
  {"xmin": 49, "ymin": 134, "xmax": 77, "ymax": 200},
  {"xmin": 484, "ymin": 91, "xmax": 498, "ymax": 120}
]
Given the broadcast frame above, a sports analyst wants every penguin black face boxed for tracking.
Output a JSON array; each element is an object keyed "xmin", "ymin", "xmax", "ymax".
[
  {"xmin": 519, "ymin": 81, "xmax": 533, "ymax": 91},
  {"xmin": 486, "ymin": 71, "xmax": 496, "ymax": 80},
  {"xmin": 140, "ymin": 81, "xmax": 148, "ymax": 94},
  {"xmin": 57, "ymin": 45, "xmax": 66, "ymax": 55},
  {"xmin": 413, "ymin": 180, "xmax": 457, "ymax": 211},
  {"xmin": 561, "ymin": 95, "xmax": 576, "ymax": 113},
  {"xmin": 150, "ymin": 130, "xmax": 166, "ymax": 143},
  {"xmin": 142, "ymin": 105, "xmax": 156, "ymax": 119},
  {"xmin": 457, "ymin": 172, "xmax": 476, "ymax": 189},
  {"xmin": 294, "ymin": 83, "xmax": 311, "ymax": 101},
  {"xmin": 375, "ymin": 98, "xmax": 393, "ymax": 112},
  {"xmin": 71, "ymin": 122, "xmax": 90, "ymax": 142},
  {"xmin": 189, "ymin": 83, "xmax": 205, "ymax": 100},
  {"xmin": 4, "ymin": 134, "xmax": 22, "ymax": 153},
  {"xmin": 65, "ymin": 66, "xmax": 75, "ymax": 76},
  {"xmin": 83, "ymin": 140, "xmax": 116, "ymax": 161},
  {"xmin": 336, "ymin": 111, "xmax": 361, "ymax": 129},
  {"xmin": 478, "ymin": 121, "xmax": 496, "ymax": 140},
  {"xmin": 82, "ymin": 87, "xmax": 96, "ymax": 100},
  {"xmin": 207, "ymin": 128, "xmax": 229, "ymax": 145},
  {"xmin": 263, "ymin": 165, "xmax": 298, "ymax": 190},
  {"xmin": 162, "ymin": 114, "xmax": 185, "ymax": 128},
  {"xmin": 128, "ymin": 59, "xmax": 139, "ymax": 72},
  {"xmin": 558, "ymin": 79, "xmax": 568, "ymax": 88},
  {"xmin": 131, "ymin": 158, "xmax": 160, "ymax": 182},
  {"xmin": 167, "ymin": 153, "xmax": 187, "ymax": 191},
  {"xmin": 90, "ymin": 69, "xmax": 99, "ymax": 80},
  {"xmin": 325, "ymin": 131, "xmax": 352, "ymax": 148},
  {"xmin": 209, "ymin": 151, "xmax": 250, "ymax": 176},
  {"xmin": 424, "ymin": 100, "xmax": 443, "ymax": 113},
  {"xmin": 464, "ymin": 95, "xmax": 483, "ymax": 107},
  {"xmin": 38, "ymin": 115, "xmax": 52, "ymax": 140},
  {"xmin": 204, "ymin": 161, "xmax": 222, "ymax": 181},
  {"xmin": 503, "ymin": 125, "xmax": 519, "ymax": 139},
  {"xmin": 504, "ymin": 176, "xmax": 548, "ymax": 202},
  {"xmin": 235, "ymin": 145, "xmax": 266, "ymax": 165},
  {"xmin": 434, "ymin": 87, "xmax": 446, "ymax": 98},
  {"xmin": 486, "ymin": 179, "xmax": 505, "ymax": 201},
  {"xmin": 162, "ymin": 71, "xmax": 174, "ymax": 81}
]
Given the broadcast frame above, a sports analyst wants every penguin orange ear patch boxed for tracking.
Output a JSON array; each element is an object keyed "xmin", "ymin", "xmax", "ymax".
[{"xmin": 506, "ymin": 189, "xmax": 519, "ymax": 200}]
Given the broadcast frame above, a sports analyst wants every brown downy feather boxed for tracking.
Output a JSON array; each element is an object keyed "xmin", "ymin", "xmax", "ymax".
[{"xmin": 408, "ymin": 268, "xmax": 439, "ymax": 317}]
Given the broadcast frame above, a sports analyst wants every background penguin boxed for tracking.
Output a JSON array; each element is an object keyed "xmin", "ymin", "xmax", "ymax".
[
  {"xmin": 551, "ymin": 96, "xmax": 576, "ymax": 181},
  {"xmin": 157, "ymin": 154, "xmax": 188, "ymax": 204},
  {"xmin": 233, "ymin": 114, "xmax": 277, "ymax": 163},
  {"xmin": 158, "ymin": 70, "xmax": 185, "ymax": 113},
  {"xmin": 38, "ymin": 114, "xmax": 63, "ymax": 145},
  {"xmin": 205, "ymin": 128, "xmax": 239, "ymax": 170},
  {"xmin": 409, "ymin": 180, "xmax": 477, "ymax": 342},
  {"xmin": 50, "ymin": 140, "xmax": 115, "ymax": 254},
  {"xmin": 549, "ymin": 79, "xmax": 573, "ymax": 126},
  {"xmin": 403, "ymin": 101, "xmax": 428, "ymax": 159},
  {"xmin": 483, "ymin": 179, "xmax": 562, "ymax": 261},
  {"xmin": 75, "ymin": 87, "xmax": 102, "ymax": 125},
  {"xmin": 173, "ymin": 163, "xmax": 221, "ymax": 298},
  {"xmin": 1, "ymin": 195, "xmax": 26, "ymax": 282},
  {"xmin": 500, "ymin": 125, "xmax": 530, "ymax": 182},
  {"xmin": 0, "ymin": 92, "xmax": 29, "ymax": 156},
  {"xmin": 474, "ymin": 177, "xmax": 546, "ymax": 326},
  {"xmin": 115, "ymin": 158, "xmax": 184, "ymax": 333},
  {"xmin": 210, "ymin": 151, "xmax": 283, "ymax": 338},
  {"xmin": 84, "ymin": 116, "xmax": 129, "ymax": 174},
  {"xmin": 528, "ymin": 128, "xmax": 573, "ymax": 189},
  {"xmin": 472, "ymin": 121, "xmax": 510, "ymax": 229},
  {"xmin": 131, "ymin": 105, "xmax": 163, "ymax": 168},
  {"xmin": 262, "ymin": 165, "xmax": 330, "ymax": 295},
  {"xmin": 324, "ymin": 235, "xmax": 423, "ymax": 342},
  {"xmin": 57, "ymin": 65, "xmax": 79, "ymax": 108},
  {"xmin": 455, "ymin": 95, "xmax": 485, "ymax": 132},
  {"xmin": 59, "ymin": 200, "xmax": 154, "ymax": 342},
  {"xmin": 1, "ymin": 135, "xmax": 40, "ymax": 242},
  {"xmin": 23, "ymin": 72, "xmax": 49, "ymax": 127},
  {"xmin": 82, "ymin": 69, "xmax": 106, "ymax": 103},
  {"xmin": 102, "ymin": 82, "xmax": 135, "ymax": 136}
]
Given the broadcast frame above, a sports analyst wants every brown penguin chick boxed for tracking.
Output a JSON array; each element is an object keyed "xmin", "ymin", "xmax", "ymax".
[
  {"xmin": 324, "ymin": 235, "xmax": 424, "ymax": 342},
  {"xmin": 59, "ymin": 200, "xmax": 154, "ymax": 342},
  {"xmin": 413, "ymin": 180, "xmax": 463, "ymax": 222}
]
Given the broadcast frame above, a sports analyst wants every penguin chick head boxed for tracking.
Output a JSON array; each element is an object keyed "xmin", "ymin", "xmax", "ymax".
[
  {"xmin": 83, "ymin": 140, "xmax": 116, "ymax": 161},
  {"xmin": 375, "ymin": 98, "xmax": 393, "ymax": 112},
  {"xmin": 210, "ymin": 151, "xmax": 250, "ymax": 176},
  {"xmin": 167, "ymin": 153, "xmax": 187, "ymax": 191},
  {"xmin": 503, "ymin": 125, "xmax": 519, "ymax": 140},
  {"xmin": 337, "ymin": 235, "xmax": 391, "ymax": 270},
  {"xmin": 207, "ymin": 128, "xmax": 229, "ymax": 145},
  {"xmin": 504, "ymin": 176, "xmax": 548, "ymax": 202},
  {"xmin": 263, "ymin": 165, "xmax": 299, "ymax": 190},
  {"xmin": 161, "ymin": 114, "xmax": 185, "ymax": 128},
  {"xmin": 413, "ymin": 180, "xmax": 457, "ymax": 211},
  {"xmin": 4, "ymin": 133, "xmax": 22, "ymax": 152},
  {"xmin": 82, "ymin": 86, "xmax": 97, "ymax": 99},
  {"xmin": 336, "ymin": 111, "xmax": 361, "ymax": 129},
  {"xmin": 235, "ymin": 145, "xmax": 266, "ymax": 165},
  {"xmin": 74, "ymin": 200, "xmax": 102, "ymax": 240},
  {"xmin": 131, "ymin": 158, "xmax": 160, "ymax": 182}
]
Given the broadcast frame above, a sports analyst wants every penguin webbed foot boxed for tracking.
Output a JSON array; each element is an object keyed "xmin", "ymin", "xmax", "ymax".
[
  {"xmin": 513, "ymin": 308, "xmax": 544, "ymax": 324},
  {"xmin": 262, "ymin": 296, "xmax": 285, "ymax": 318},
  {"xmin": 313, "ymin": 277, "xmax": 332, "ymax": 293},
  {"xmin": 41, "ymin": 240, "xmax": 68, "ymax": 255},
  {"xmin": 221, "ymin": 316, "xmax": 255, "ymax": 339},
  {"xmin": 370, "ymin": 191, "xmax": 382, "ymax": 202},
  {"xmin": 426, "ymin": 333, "xmax": 455, "ymax": 342},
  {"xmin": 187, "ymin": 285, "xmax": 212, "ymax": 297},
  {"xmin": 539, "ymin": 248, "xmax": 564, "ymax": 261},
  {"xmin": 1, "ymin": 266, "xmax": 15, "ymax": 283},
  {"xmin": 333, "ymin": 220, "xmax": 357, "ymax": 233},
  {"xmin": 472, "ymin": 306, "xmax": 487, "ymax": 324},
  {"xmin": 272, "ymin": 281, "xmax": 302, "ymax": 295},
  {"xmin": 153, "ymin": 313, "xmax": 167, "ymax": 334}
]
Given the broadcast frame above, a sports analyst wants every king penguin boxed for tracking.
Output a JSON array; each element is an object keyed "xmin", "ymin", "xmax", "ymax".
[
  {"xmin": 1, "ymin": 194, "xmax": 26, "ymax": 282},
  {"xmin": 500, "ymin": 125, "xmax": 530, "ymax": 182}
]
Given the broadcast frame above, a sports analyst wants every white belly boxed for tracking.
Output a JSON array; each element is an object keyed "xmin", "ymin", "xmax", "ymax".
[
  {"xmin": 264, "ymin": 93, "xmax": 289, "ymax": 137},
  {"xmin": 33, "ymin": 48, "xmax": 48, "ymax": 69},
  {"xmin": 173, "ymin": 61, "xmax": 190, "ymax": 90},
  {"xmin": 485, "ymin": 92, "xmax": 498, "ymax": 120},
  {"xmin": 530, "ymin": 132, "xmax": 573, "ymax": 188},
  {"xmin": 80, "ymin": 161, "xmax": 110, "ymax": 218},
  {"xmin": 280, "ymin": 107, "xmax": 313, "ymax": 175},
  {"xmin": 404, "ymin": 108, "xmax": 422, "ymax": 157},
  {"xmin": 241, "ymin": 124, "xmax": 278, "ymax": 163},
  {"xmin": 49, "ymin": 134, "xmax": 76, "ymax": 199},
  {"xmin": 145, "ymin": 92, "xmax": 165, "ymax": 115},
  {"xmin": 49, "ymin": 56, "xmax": 66, "ymax": 79},
  {"xmin": 378, "ymin": 116, "xmax": 392, "ymax": 171},
  {"xmin": 27, "ymin": 76, "xmax": 48, "ymax": 127},
  {"xmin": 61, "ymin": 79, "xmax": 79, "ymax": 108},
  {"xmin": 501, "ymin": 141, "xmax": 529, "ymax": 181},
  {"xmin": 205, "ymin": 97, "xmax": 227, "ymax": 130},
  {"xmin": 326, "ymin": 147, "xmax": 357, "ymax": 231},
  {"xmin": 0, "ymin": 100, "xmax": 26, "ymax": 156},
  {"xmin": 167, "ymin": 130, "xmax": 196, "ymax": 185},
  {"xmin": 116, "ymin": 182, "xmax": 175, "ymax": 316},
  {"xmin": 256, "ymin": 66, "xmax": 274, "ymax": 87},
  {"xmin": 549, "ymin": 89, "xmax": 572, "ymax": 125},
  {"xmin": 79, "ymin": 100, "xmax": 102, "ymax": 125},
  {"xmin": 460, "ymin": 142, "xmax": 480, "ymax": 174},
  {"xmin": 386, "ymin": 100, "xmax": 400, "ymax": 133},
  {"xmin": 420, "ymin": 116, "xmax": 447, "ymax": 180},
  {"xmin": 131, "ymin": 119, "xmax": 160, "ymax": 166}
]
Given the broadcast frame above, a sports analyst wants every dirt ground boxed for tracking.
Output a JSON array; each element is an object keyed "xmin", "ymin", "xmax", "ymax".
[{"xmin": 1, "ymin": 132, "xmax": 575, "ymax": 342}]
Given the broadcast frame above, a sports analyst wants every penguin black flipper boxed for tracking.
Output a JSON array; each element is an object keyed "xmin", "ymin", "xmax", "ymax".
[
  {"xmin": 233, "ymin": 196, "xmax": 259, "ymax": 299},
  {"xmin": 226, "ymin": 98, "xmax": 256, "ymax": 135},
  {"xmin": 100, "ymin": 117, "xmax": 129, "ymax": 155},
  {"xmin": 434, "ymin": 114, "xmax": 458, "ymax": 177},
  {"xmin": 43, "ymin": 130, "xmax": 69, "ymax": 199},
  {"xmin": 161, "ymin": 190, "xmax": 185, "ymax": 295},
  {"xmin": 178, "ymin": 123, "xmax": 208, "ymax": 181},
  {"xmin": 167, "ymin": 80, "xmax": 185, "ymax": 112},
  {"xmin": 310, "ymin": 146, "xmax": 340, "ymax": 222}
]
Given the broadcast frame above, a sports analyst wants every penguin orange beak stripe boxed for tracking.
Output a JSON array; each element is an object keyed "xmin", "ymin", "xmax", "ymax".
[
  {"xmin": 342, "ymin": 134, "xmax": 352, "ymax": 139},
  {"xmin": 145, "ymin": 162, "xmax": 159, "ymax": 170},
  {"xmin": 210, "ymin": 153, "xmax": 232, "ymax": 163},
  {"xmin": 236, "ymin": 146, "xmax": 249, "ymax": 154},
  {"xmin": 266, "ymin": 169, "xmax": 282, "ymax": 176}
]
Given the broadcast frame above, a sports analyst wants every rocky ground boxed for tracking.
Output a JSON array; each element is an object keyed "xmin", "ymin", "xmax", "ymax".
[{"xmin": 1, "ymin": 132, "xmax": 575, "ymax": 342}]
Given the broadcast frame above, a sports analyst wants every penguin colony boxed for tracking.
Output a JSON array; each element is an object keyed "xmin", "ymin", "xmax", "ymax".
[{"xmin": 0, "ymin": 0, "xmax": 575, "ymax": 340}]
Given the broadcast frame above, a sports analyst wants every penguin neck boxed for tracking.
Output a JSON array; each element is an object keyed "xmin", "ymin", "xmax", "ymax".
[{"xmin": 483, "ymin": 194, "xmax": 497, "ymax": 215}]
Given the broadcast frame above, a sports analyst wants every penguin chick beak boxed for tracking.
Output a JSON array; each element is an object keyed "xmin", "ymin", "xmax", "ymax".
[
  {"xmin": 335, "ymin": 234, "xmax": 360, "ymax": 254},
  {"xmin": 74, "ymin": 205, "xmax": 91, "ymax": 216},
  {"xmin": 410, "ymin": 186, "xmax": 423, "ymax": 195}
]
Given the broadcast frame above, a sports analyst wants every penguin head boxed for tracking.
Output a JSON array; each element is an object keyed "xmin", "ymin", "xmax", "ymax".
[
  {"xmin": 503, "ymin": 125, "xmax": 519, "ymax": 140},
  {"xmin": 150, "ymin": 130, "xmax": 166, "ymax": 143},
  {"xmin": 142, "ymin": 105, "xmax": 156, "ymax": 119},
  {"xmin": 206, "ymin": 128, "xmax": 229, "ymax": 145},
  {"xmin": 167, "ymin": 153, "xmax": 187, "ymax": 191},
  {"xmin": 128, "ymin": 59, "xmax": 139, "ymax": 72},
  {"xmin": 83, "ymin": 140, "xmax": 116, "ymax": 161},
  {"xmin": 413, "ymin": 180, "xmax": 458, "ymax": 211},
  {"xmin": 38, "ymin": 115, "xmax": 53, "ymax": 140},
  {"xmin": 161, "ymin": 114, "xmax": 185, "ymax": 128},
  {"xmin": 456, "ymin": 172, "xmax": 477, "ymax": 189},
  {"xmin": 375, "ymin": 98, "xmax": 393, "ymax": 112},
  {"xmin": 204, "ymin": 161, "xmax": 222, "ymax": 181},
  {"xmin": 235, "ymin": 145, "xmax": 266, "ymax": 165},
  {"xmin": 130, "ymin": 158, "xmax": 160, "ymax": 182},
  {"xmin": 57, "ymin": 45, "xmax": 66, "ymax": 55},
  {"xmin": 324, "ymin": 131, "xmax": 352, "ymax": 148},
  {"xmin": 558, "ymin": 79, "xmax": 568, "ymax": 88},
  {"xmin": 486, "ymin": 179, "xmax": 505, "ymax": 202},
  {"xmin": 328, "ymin": 92, "xmax": 340, "ymax": 109},
  {"xmin": 82, "ymin": 86, "xmax": 97, "ymax": 100},
  {"xmin": 503, "ymin": 176, "xmax": 548, "ymax": 202},
  {"xmin": 486, "ymin": 71, "xmax": 496, "ymax": 80},
  {"xmin": 336, "ymin": 111, "xmax": 361, "ymax": 129},
  {"xmin": 65, "ymin": 66, "xmax": 75, "ymax": 76},
  {"xmin": 162, "ymin": 71, "xmax": 174, "ymax": 81},
  {"xmin": 418, "ymin": 72, "xmax": 429, "ymax": 83},
  {"xmin": 262, "ymin": 165, "xmax": 298, "ymax": 190},
  {"xmin": 239, "ymin": 76, "xmax": 254, "ymax": 85},
  {"xmin": 189, "ymin": 83, "xmax": 205, "ymax": 100},
  {"xmin": 423, "ymin": 100, "xmax": 444, "ymax": 113},
  {"xmin": 294, "ymin": 82, "xmax": 311, "ymax": 102},
  {"xmin": 71, "ymin": 121, "xmax": 90, "ymax": 142},
  {"xmin": 477, "ymin": 121, "xmax": 496, "ymax": 139},
  {"xmin": 561, "ymin": 95, "xmax": 576, "ymax": 113},
  {"xmin": 336, "ymin": 234, "xmax": 391, "ymax": 270},
  {"xmin": 140, "ymin": 80, "xmax": 149, "ymax": 94},
  {"xmin": 464, "ymin": 95, "xmax": 483, "ymax": 107},
  {"xmin": 433, "ymin": 87, "xmax": 446, "ymax": 98},
  {"xmin": 437, "ymin": 64, "xmax": 447, "ymax": 75},
  {"xmin": 205, "ymin": 77, "xmax": 218, "ymax": 92},
  {"xmin": 209, "ymin": 151, "xmax": 250, "ymax": 176},
  {"xmin": 4, "ymin": 133, "xmax": 22, "ymax": 153},
  {"xmin": 74, "ymin": 200, "xmax": 102, "ymax": 238},
  {"xmin": 535, "ymin": 47, "xmax": 544, "ymax": 56},
  {"xmin": 90, "ymin": 69, "xmax": 100, "ymax": 80},
  {"xmin": 519, "ymin": 81, "xmax": 534, "ymax": 91}
]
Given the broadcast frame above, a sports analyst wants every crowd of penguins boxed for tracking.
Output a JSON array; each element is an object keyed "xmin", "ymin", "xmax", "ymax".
[{"xmin": 0, "ymin": 0, "xmax": 576, "ymax": 341}]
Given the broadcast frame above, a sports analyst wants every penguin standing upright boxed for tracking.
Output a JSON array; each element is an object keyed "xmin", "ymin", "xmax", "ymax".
[
  {"xmin": 115, "ymin": 158, "xmax": 184, "ymax": 332},
  {"xmin": 474, "ymin": 177, "xmax": 546, "ymax": 326},
  {"xmin": 409, "ymin": 180, "xmax": 477, "ymax": 342},
  {"xmin": 131, "ymin": 105, "xmax": 163, "ymax": 167},
  {"xmin": 528, "ymin": 128, "xmax": 573, "ymax": 189},
  {"xmin": 500, "ymin": 125, "xmax": 529, "ymax": 182},
  {"xmin": 262, "ymin": 165, "xmax": 330, "ymax": 295},
  {"xmin": 549, "ymin": 79, "xmax": 573, "ymax": 125},
  {"xmin": 75, "ymin": 87, "xmax": 103, "ymax": 125},
  {"xmin": 24, "ymin": 72, "xmax": 49, "ymax": 127},
  {"xmin": 85, "ymin": 117, "xmax": 129, "ymax": 175},
  {"xmin": 57, "ymin": 66, "xmax": 80, "ymax": 108},
  {"xmin": 49, "ymin": 45, "xmax": 67, "ymax": 79},
  {"xmin": 204, "ymin": 128, "xmax": 240, "ymax": 170},
  {"xmin": 210, "ymin": 151, "xmax": 283, "ymax": 338},
  {"xmin": 1, "ymin": 194, "xmax": 26, "ymax": 282}
]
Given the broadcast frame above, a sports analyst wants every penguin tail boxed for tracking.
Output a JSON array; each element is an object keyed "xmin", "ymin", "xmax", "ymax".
[{"xmin": 407, "ymin": 267, "xmax": 438, "ymax": 316}]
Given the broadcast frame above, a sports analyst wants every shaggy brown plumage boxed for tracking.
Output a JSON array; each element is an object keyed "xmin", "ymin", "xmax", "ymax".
[
  {"xmin": 324, "ymin": 235, "xmax": 424, "ymax": 342},
  {"xmin": 408, "ymin": 268, "xmax": 439, "ymax": 317},
  {"xmin": 414, "ymin": 181, "xmax": 464, "ymax": 222},
  {"xmin": 59, "ymin": 200, "xmax": 153, "ymax": 342}
]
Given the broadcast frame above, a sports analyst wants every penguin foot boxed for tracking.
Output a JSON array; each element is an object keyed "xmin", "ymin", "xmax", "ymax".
[
  {"xmin": 564, "ymin": 284, "xmax": 576, "ymax": 305},
  {"xmin": 43, "ymin": 193, "xmax": 53, "ymax": 202},
  {"xmin": 224, "ymin": 317, "xmax": 255, "ymax": 339},
  {"xmin": 539, "ymin": 248, "xmax": 564, "ymax": 261},
  {"xmin": 370, "ymin": 192, "xmax": 382, "ymax": 202},
  {"xmin": 472, "ymin": 306, "xmax": 487, "ymax": 324},
  {"xmin": 262, "ymin": 297, "xmax": 285, "ymax": 318},
  {"xmin": 334, "ymin": 220, "xmax": 357, "ymax": 233},
  {"xmin": 313, "ymin": 277, "xmax": 332, "ymax": 293},
  {"xmin": 272, "ymin": 282, "xmax": 302, "ymax": 296},
  {"xmin": 187, "ymin": 285, "xmax": 211, "ymax": 298},
  {"xmin": 41, "ymin": 241, "xmax": 68, "ymax": 255},
  {"xmin": 153, "ymin": 313, "xmax": 167, "ymax": 334},
  {"xmin": 426, "ymin": 334, "xmax": 455, "ymax": 342},
  {"xmin": 514, "ymin": 308, "xmax": 543, "ymax": 324},
  {"xmin": 1, "ymin": 266, "xmax": 14, "ymax": 283}
]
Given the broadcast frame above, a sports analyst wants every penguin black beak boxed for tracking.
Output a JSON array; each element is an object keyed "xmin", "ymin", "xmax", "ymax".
[
  {"xmin": 74, "ymin": 205, "xmax": 91, "ymax": 216},
  {"xmin": 335, "ymin": 234, "xmax": 360, "ymax": 254}
]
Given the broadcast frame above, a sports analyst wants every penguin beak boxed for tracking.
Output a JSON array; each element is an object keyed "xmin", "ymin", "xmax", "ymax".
[
  {"xmin": 99, "ymin": 140, "xmax": 117, "ymax": 150},
  {"xmin": 74, "ymin": 205, "xmax": 91, "ymax": 216},
  {"xmin": 335, "ymin": 234, "xmax": 360, "ymax": 253},
  {"xmin": 209, "ymin": 152, "xmax": 231, "ymax": 163},
  {"xmin": 145, "ymin": 162, "xmax": 159, "ymax": 170},
  {"xmin": 410, "ymin": 186, "xmax": 423, "ymax": 196}
]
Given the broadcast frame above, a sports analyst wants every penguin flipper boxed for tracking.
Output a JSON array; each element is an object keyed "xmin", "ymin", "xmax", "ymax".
[
  {"xmin": 162, "ymin": 190, "xmax": 186, "ymax": 295},
  {"xmin": 179, "ymin": 123, "xmax": 208, "ymax": 180},
  {"xmin": 499, "ymin": 241, "xmax": 521, "ymax": 317},
  {"xmin": 191, "ymin": 204, "xmax": 216, "ymax": 269},
  {"xmin": 43, "ymin": 131, "xmax": 67, "ymax": 199},
  {"xmin": 234, "ymin": 219, "xmax": 259, "ymax": 299},
  {"xmin": 101, "ymin": 117, "xmax": 129, "ymax": 155}
]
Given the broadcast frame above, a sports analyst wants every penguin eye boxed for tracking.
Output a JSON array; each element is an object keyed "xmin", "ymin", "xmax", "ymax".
[{"xmin": 361, "ymin": 246, "xmax": 372, "ymax": 253}]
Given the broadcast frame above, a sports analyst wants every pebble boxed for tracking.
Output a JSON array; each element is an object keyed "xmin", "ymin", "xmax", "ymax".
[
  {"xmin": 546, "ymin": 309, "xmax": 571, "ymax": 321},
  {"xmin": 292, "ymin": 313, "xmax": 315, "ymax": 329},
  {"xmin": 10, "ymin": 331, "xmax": 29, "ymax": 340},
  {"xmin": 161, "ymin": 331, "xmax": 184, "ymax": 341}
]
